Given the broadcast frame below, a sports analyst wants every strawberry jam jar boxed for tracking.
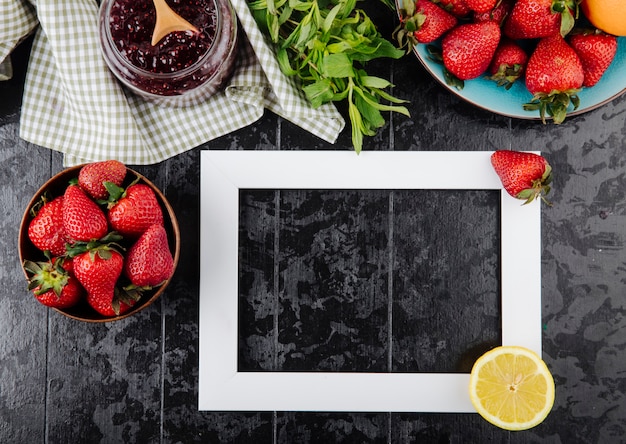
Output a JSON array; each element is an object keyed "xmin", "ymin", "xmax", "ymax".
[{"xmin": 99, "ymin": 0, "xmax": 238, "ymax": 107}]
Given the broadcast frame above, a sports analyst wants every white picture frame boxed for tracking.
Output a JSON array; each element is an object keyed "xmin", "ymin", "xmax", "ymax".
[{"xmin": 199, "ymin": 150, "xmax": 542, "ymax": 412}]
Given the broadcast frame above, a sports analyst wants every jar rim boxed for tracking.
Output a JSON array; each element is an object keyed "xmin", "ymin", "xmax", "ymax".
[{"xmin": 101, "ymin": 0, "xmax": 224, "ymax": 80}]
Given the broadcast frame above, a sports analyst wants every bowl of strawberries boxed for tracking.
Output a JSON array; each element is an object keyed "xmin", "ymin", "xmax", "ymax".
[
  {"xmin": 18, "ymin": 160, "xmax": 180, "ymax": 322},
  {"xmin": 394, "ymin": 0, "xmax": 626, "ymax": 123}
]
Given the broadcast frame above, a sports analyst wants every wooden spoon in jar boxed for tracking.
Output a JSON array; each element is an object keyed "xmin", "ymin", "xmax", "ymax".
[{"xmin": 151, "ymin": 0, "xmax": 199, "ymax": 46}]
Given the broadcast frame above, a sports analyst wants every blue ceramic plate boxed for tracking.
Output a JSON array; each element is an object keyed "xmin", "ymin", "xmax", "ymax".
[{"xmin": 401, "ymin": 5, "xmax": 626, "ymax": 119}]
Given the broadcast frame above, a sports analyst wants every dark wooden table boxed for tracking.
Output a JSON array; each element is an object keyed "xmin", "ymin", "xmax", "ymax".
[{"xmin": 2, "ymin": 7, "xmax": 626, "ymax": 443}]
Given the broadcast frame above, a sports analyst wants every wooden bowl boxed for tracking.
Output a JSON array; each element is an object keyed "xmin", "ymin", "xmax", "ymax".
[{"xmin": 18, "ymin": 164, "xmax": 180, "ymax": 322}]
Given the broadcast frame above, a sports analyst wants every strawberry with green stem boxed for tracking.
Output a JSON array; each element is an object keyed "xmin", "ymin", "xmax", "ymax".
[
  {"xmin": 395, "ymin": 0, "xmax": 458, "ymax": 50},
  {"xmin": 78, "ymin": 160, "xmax": 127, "ymax": 200},
  {"xmin": 69, "ymin": 235, "xmax": 138, "ymax": 316},
  {"xmin": 106, "ymin": 180, "xmax": 164, "ymax": 238},
  {"xmin": 523, "ymin": 33, "xmax": 583, "ymax": 124},
  {"xmin": 488, "ymin": 38, "xmax": 528, "ymax": 89},
  {"xmin": 491, "ymin": 150, "xmax": 553, "ymax": 205},
  {"xmin": 24, "ymin": 256, "xmax": 84, "ymax": 309},
  {"xmin": 503, "ymin": 0, "xmax": 578, "ymax": 40}
]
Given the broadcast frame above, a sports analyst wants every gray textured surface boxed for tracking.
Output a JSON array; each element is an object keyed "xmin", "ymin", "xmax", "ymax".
[{"xmin": 2, "ymin": 7, "xmax": 626, "ymax": 443}]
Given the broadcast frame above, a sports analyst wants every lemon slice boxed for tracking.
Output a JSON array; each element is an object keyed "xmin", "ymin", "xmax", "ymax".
[{"xmin": 469, "ymin": 345, "xmax": 555, "ymax": 431}]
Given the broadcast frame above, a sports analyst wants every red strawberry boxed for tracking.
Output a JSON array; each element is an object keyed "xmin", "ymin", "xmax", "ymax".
[
  {"xmin": 503, "ymin": 0, "xmax": 577, "ymax": 39},
  {"xmin": 569, "ymin": 31, "xmax": 617, "ymax": 87},
  {"xmin": 24, "ymin": 256, "xmax": 84, "ymax": 309},
  {"xmin": 465, "ymin": 0, "xmax": 497, "ymax": 14},
  {"xmin": 63, "ymin": 184, "xmax": 109, "ymax": 242},
  {"xmin": 474, "ymin": 0, "xmax": 513, "ymax": 25},
  {"xmin": 124, "ymin": 224, "xmax": 174, "ymax": 287},
  {"xmin": 488, "ymin": 38, "xmax": 528, "ymax": 89},
  {"xmin": 433, "ymin": 0, "xmax": 471, "ymax": 17},
  {"xmin": 27, "ymin": 195, "xmax": 69, "ymax": 256},
  {"xmin": 524, "ymin": 33, "xmax": 584, "ymax": 124},
  {"xmin": 78, "ymin": 160, "xmax": 127, "ymax": 200},
  {"xmin": 73, "ymin": 247, "xmax": 133, "ymax": 316},
  {"xmin": 108, "ymin": 183, "xmax": 164, "ymax": 238},
  {"xmin": 442, "ymin": 20, "xmax": 501, "ymax": 80},
  {"xmin": 396, "ymin": 0, "xmax": 458, "ymax": 48},
  {"xmin": 491, "ymin": 150, "xmax": 552, "ymax": 205}
]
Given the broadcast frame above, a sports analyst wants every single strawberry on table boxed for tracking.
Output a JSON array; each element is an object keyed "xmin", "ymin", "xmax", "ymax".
[
  {"xmin": 72, "ymin": 245, "xmax": 135, "ymax": 316},
  {"xmin": 124, "ymin": 224, "xmax": 175, "ymax": 288},
  {"xmin": 27, "ymin": 195, "xmax": 69, "ymax": 256},
  {"xmin": 491, "ymin": 150, "xmax": 552, "ymax": 205},
  {"xmin": 63, "ymin": 184, "xmax": 109, "ymax": 242},
  {"xmin": 107, "ymin": 183, "xmax": 164, "ymax": 238},
  {"xmin": 23, "ymin": 256, "xmax": 84, "ymax": 309},
  {"xmin": 78, "ymin": 160, "xmax": 127, "ymax": 200},
  {"xmin": 442, "ymin": 20, "xmax": 501, "ymax": 80},
  {"xmin": 523, "ymin": 33, "xmax": 584, "ymax": 124},
  {"xmin": 569, "ymin": 30, "xmax": 617, "ymax": 87}
]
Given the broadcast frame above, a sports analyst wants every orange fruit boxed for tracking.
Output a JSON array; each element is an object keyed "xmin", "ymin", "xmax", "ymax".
[
  {"xmin": 580, "ymin": 0, "xmax": 626, "ymax": 36},
  {"xmin": 468, "ymin": 346, "xmax": 555, "ymax": 431}
]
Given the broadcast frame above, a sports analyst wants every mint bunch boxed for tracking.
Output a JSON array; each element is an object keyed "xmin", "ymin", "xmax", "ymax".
[{"xmin": 248, "ymin": 0, "xmax": 410, "ymax": 153}]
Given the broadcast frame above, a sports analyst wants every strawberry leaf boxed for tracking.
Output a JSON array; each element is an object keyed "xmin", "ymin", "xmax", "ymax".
[
  {"xmin": 100, "ymin": 231, "xmax": 124, "ymax": 244},
  {"xmin": 551, "ymin": 0, "xmax": 579, "ymax": 37},
  {"xmin": 111, "ymin": 297, "xmax": 121, "ymax": 316},
  {"xmin": 118, "ymin": 285, "xmax": 144, "ymax": 304},
  {"xmin": 66, "ymin": 241, "xmax": 90, "ymax": 258},
  {"xmin": 23, "ymin": 259, "xmax": 43, "ymax": 276},
  {"xmin": 23, "ymin": 258, "xmax": 70, "ymax": 296},
  {"xmin": 29, "ymin": 192, "xmax": 50, "ymax": 217},
  {"xmin": 488, "ymin": 64, "xmax": 524, "ymax": 90},
  {"xmin": 104, "ymin": 181, "xmax": 125, "ymax": 202},
  {"xmin": 443, "ymin": 68, "xmax": 464, "ymax": 91},
  {"xmin": 515, "ymin": 164, "xmax": 553, "ymax": 206},
  {"xmin": 523, "ymin": 89, "xmax": 580, "ymax": 124},
  {"xmin": 426, "ymin": 45, "xmax": 443, "ymax": 64}
]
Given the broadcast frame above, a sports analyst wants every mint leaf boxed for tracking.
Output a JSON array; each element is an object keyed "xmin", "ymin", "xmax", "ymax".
[
  {"xmin": 303, "ymin": 79, "xmax": 335, "ymax": 107},
  {"xmin": 355, "ymin": 91, "xmax": 385, "ymax": 129},
  {"xmin": 322, "ymin": 53, "xmax": 355, "ymax": 78},
  {"xmin": 359, "ymin": 75, "xmax": 392, "ymax": 89}
]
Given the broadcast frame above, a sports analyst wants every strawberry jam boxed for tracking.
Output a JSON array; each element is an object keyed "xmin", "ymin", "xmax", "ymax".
[{"xmin": 99, "ymin": 0, "xmax": 238, "ymax": 106}]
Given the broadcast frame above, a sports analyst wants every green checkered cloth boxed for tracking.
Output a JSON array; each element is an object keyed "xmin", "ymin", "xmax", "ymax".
[{"xmin": 1, "ymin": 0, "xmax": 345, "ymax": 165}]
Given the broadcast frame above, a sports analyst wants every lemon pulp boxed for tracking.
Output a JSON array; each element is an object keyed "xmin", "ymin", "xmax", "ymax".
[{"xmin": 469, "ymin": 345, "xmax": 555, "ymax": 431}]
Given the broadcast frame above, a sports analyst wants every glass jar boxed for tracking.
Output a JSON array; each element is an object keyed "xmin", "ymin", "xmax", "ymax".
[{"xmin": 98, "ymin": 0, "xmax": 238, "ymax": 107}]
